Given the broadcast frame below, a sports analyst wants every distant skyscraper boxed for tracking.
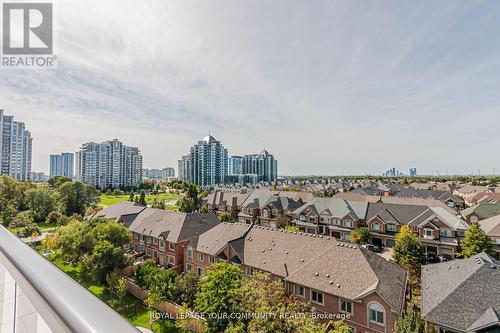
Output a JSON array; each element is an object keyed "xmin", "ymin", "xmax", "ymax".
[
  {"xmin": 50, "ymin": 153, "xmax": 74, "ymax": 178},
  {"xmin": 182, "ymin": 135, "xmax": 228, "ymax": 188},
  {"xmin": 143, "ymin": 167, "xmax": 175, "ymax": 179},
  {"xmin": 0, "ymin": 110, "xmax": 32, "ymax": 181},
  {"xmin": 76, "ymin": 139, "xmax": 142, "ymax": 188},
  {"xmin": 241, "ymin": 150, "xmax": 278, "ymax": 182},
  {"xmin": 228, "ymin": 156, "xmax": 243, "ymax": 175},
  {"xmin": 178, "ymin": 155, "xmax": 189, "ymax": 181},
  {"xmin": 409, "ymin": 168, "xmax": 417, "ymax": 177}
]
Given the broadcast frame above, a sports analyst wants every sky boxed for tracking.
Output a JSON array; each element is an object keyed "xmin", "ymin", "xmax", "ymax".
[{"xmin": 1, "ymin": 0, "xmax": 500, "ymax": 176}]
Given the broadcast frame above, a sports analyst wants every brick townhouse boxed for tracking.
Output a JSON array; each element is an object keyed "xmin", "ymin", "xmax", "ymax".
[
  {"xmin": 185, "ymin": 223, "xmax": 407, "ymax": 333},
  {"xmin": 290, "ymin": 198, "xmax": 469, "ymax": 257},
  {"xmin": 204, "ymin": 191, "xmax": 251, "ymax": 219},
  {"xmin": 126, "ymin": 208, "xmax": 219, "ymax": 272}
]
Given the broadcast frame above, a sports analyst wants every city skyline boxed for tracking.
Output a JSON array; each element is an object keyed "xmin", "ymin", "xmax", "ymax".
[{"xmin": 2, "ymin": 1, "xmax": 500, "ymax": 175}]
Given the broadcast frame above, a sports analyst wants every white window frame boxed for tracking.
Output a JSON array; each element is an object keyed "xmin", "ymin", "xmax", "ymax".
[
  {"xmin": 198, "ymin": 253, "xmax": 205, "ymax": 262},
  {"xmin": 197, "ymin": 267, "xmax": 204, "ymax": 276},
  {"xmin": 310, "ymin": 289, "xmax": 324, "ymax": 306},
  {"xmin": 245, "ymin": 267, "xmax": 254, "ymax": 276},
  {"xmin": 169, "ymin": 242, "xmax": 175, "ymax": 251},
  {"xmin": 339, "ymin": 299, "xmax": 353, "ymax": 315},
  {"xmin": 368, "ymin": 302, "xmax": 385, "ymax": 326},
  {"xmin": 186, "ymin": 263, "xmax": 193, "ymax": 272},
  {"xmin": 371, "ymin": 223, "xmax": 381, "ymax": 231},
  {"xmin": 343, "ymin": 220, "xmax": 352, "ymax": 228},
  {"xmin": 187, "ymin": 246, "xmax": 193, "ymax": 259},
  {"xmin": 208, "ymin": 256, "xmax": 215, "ymax": 264},
  {"xmin": 386, "ymin": 224, "xmax": 396, "ymax": 232},
  {"xmin": 293, "ymin": 284, "xmax": 305, "ymax": 298}
]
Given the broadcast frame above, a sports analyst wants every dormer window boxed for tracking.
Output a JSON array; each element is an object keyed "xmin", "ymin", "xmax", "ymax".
[
  {"xmin": 440, "ymin": 228, "xmax": 451, "ymax": 237},
  {"xmin": 371, "ymin": 223, "xmax": 381, "ymax": 231}
]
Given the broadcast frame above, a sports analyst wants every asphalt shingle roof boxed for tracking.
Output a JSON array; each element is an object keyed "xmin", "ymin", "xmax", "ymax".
[{"xmin": 422, "ymin": 253, "xmax": 500, "ymax": 332}]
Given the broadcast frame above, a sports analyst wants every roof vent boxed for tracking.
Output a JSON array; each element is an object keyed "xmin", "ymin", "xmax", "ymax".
[
  {"xmin": 326, "ymin": 274, "xmax": 330, "ymax": 278},
  {"xmin": 262, "ymin": 249, "xmax": 265, "ymax": 252},
  {"xmin": 285, "ymin": 251, "xmax": 289, "ymax": 254},
  {"xmin": 269, "ymin": 248, "xmax": 272, "ymax": 251},
  {"xmin": 315, "ymin": 272, "xmax": 319, "ymax": 276},
  {"xmin": 327, "ymin": 237, "xmax": 330, "ymax": 240},
  {"xmin": 263, "ymin": 260, "xmax": 266, "ymax": 264},
  {"xmin": 329, "ymin": 281, "xmax": 333, "ymax": 285},
  {"xmin": 301, "ymin": 259, "xmax": 304, "ymax": 262},
  {"xmin": 336, "ymin": 284, "xmax": 341, "ymax": 288}
]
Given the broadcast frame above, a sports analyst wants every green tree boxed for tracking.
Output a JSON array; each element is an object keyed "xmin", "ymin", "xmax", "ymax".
[
  {"xmin": 90, "ymin": 240, "xmax": 126, "ymax": 283},
  {"xmin": 145, "ymin": 268, "xmax": 178, "ymax": 305},
  {"xmin": 54, "ymin": 220, "xmax": 93, "ymax": 263},
  {"xmin": 394, "ymin": 225, "xmax": 422, "ymax": 285},
  {"xmin": 58, "ymin": 181, "xmax": 98, "ymax": 216},
  {"xmin": 91, "ymin": 220, "xmax": 131, "ymax": 248},
  {"xmin": 219, "ymin": 211, "xmax": 233, "ymax": 222},
  {"xmin": 115, "ymin": 277, "xmax": 128, "ymax": 308},
  {"xmin": 171, "ymin": 272, "xmax": 199, "ymax": 308},
  {"xmin": 350, "ymin": 227, "xmax": 370, "ymax": 245},
  {"xmin": 176, "ymin": 303, "xmax": 195, "ymax": 333},
  {"xmin": 139, "ymin": 190, "xmax": 147, "ymax": 206},
  {"xmin": 393, "ymin": 301, "xmax": 425, "ymax": 333},
  {"xmin": 195, "ymin": 262, "xmax": 243, "ymax": 332},
  {"xmin": 25, "ymin": 187, "xmax": 55, "ymax": 223},
  {"xmin": 129, "ymin": 191, "xmax": 134, "ymax": 202},
  {"xmin": 459, "ymin": 222, "xmax": 494, "ymax": 258},
  {"xmin": 47, "ymin": 176, "xmax": 72, "ymax": 189},
  {"xmin": 0, "ymin": 175, "xmax": 25, "ymax": 225}
]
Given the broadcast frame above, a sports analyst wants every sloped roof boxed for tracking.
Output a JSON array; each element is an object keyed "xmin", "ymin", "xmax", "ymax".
[
  {"xmin": 422, "ymin": 253, "xmax": 500, "ymax": 332},
  {"xmin": 461, "ymin": 202, "xmax": 500, "ymax": 219},
  {"xmin": 93, "ymin": 201, "xmax": 146, "ymax": 222},
  {"xmin": 129, "ymin": 208, "xmax": 220, "ymax": 243},
  {"xmin": 479, "ymin": 214, "xmax": 500, "ymax": 237},
  {"xmin": 292, "ymin": 197, "xmax": 368, "ymax": 220},
  {"xmin": 194, "ymin": 222, "xmax": 251, "ymax": 255}
]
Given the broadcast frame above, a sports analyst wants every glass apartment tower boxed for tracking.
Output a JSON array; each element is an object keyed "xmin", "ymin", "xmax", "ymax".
[
  {"xmin": 0, "ymin": 110, "xmax": 32, "ymax": 181},
  {"xmin": 75, "ymin": 139, "xmax": 142, "ymax": 188}
]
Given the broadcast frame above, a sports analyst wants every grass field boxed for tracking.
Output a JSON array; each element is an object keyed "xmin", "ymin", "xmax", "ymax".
[
  {"xmin": 8, "ymin": 221, "xmax": 58, "ymax": 234},
  {"xmin": 49, "ymin": 257, "xmax": 178, "ymax": 332},
  {"xmin": 98, "ymin": 192, "xmax": 183, "ymax": 210}
]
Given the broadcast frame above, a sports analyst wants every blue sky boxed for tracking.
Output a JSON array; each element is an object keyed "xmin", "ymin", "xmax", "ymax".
[{"xmin": 2, "ymin": 0, "xmax": 500, "ymax": 175}]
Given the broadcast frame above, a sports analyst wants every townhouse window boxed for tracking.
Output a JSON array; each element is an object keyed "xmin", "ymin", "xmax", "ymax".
[
  {"xmin": 310, "ymin": 290, "xmax": 324, "ymax": 305},
  {"xmin": 425, "ymin": 229, "xmax": 433, "ymax": 237},
  {"xmin": 245, "ymin": 267, "xmax": 254, "ymax": 276},
  {"xmin": 440, "ymin": 229, "xmax": 451, "ymax": 237},
  {"xmin": 386, "ymin": 224, "xmax": 396, "ymax": 232},
  {"xmin": 197, "ymin": 267, "xmax": 205, "ymax": 276},
  {"xmin": 146, "ymin": 237, "xmax": 151, "ymax": 244},
  {"xmin": 153, "ymin": 238, "xmax": 158, "ymax": 245},
  {"xmin": 186, "ymin": 263, "xmax": 193, "ymax": 272},
  {"xmin": 187, "ymin": 246, "xmax": 193, "ymax": 259},
  {"xmin": 371, "ymin": 224, "xmax": 381, "ymax": 231},
  {"xmin": 368, "ymin": 302, "xmax": 385, "ymax": 325},
  {"xmin": 293, "ymin": 285, "xmax": 305, "ymax": 297},
  {"xmin": 320, "ymin": 217, "xmax": 324, "ymax": 223},
  {"xmin": 457, "ymin": 229, "xmax": 465, "ymax": 237},
  {"xmin": 198, "ymin": 253, "xmax": 205, "ymax": 262},
  {"xmin": 208, "ymin": 256, "xmax": 216, "ymax": 264},
  {"xmin": 494, "ymin": 238, "xmax": 500, "ymax": 245},
  {"xmin": 300, "ymin": 214, "xmax": 306, "ymax": 222},
  {"xmin": 340, "ymin": 299, "xmax": 353, "ymax": 314},
  {"xmin": 159, "ymin": 240, "xmax": 164, "ymax": 249},
  {"xmin": 309, "ymin": 217, "xmax": 316, "ymax": 223},
  {"xmin": 167, "ymin": 256, "xmax": 175, "ymax": 265},
  {"xmin": 169, "ymin": 242, "xmax": 175, "ymax": 251},
  {"xmin": 333, "ymin": 218, "xmax": 340, "ymax": 225},
  {"xmin": 343, "ymin": 220, "xmax": 352, "ymax": 228},
  {"xmin": 133, "ymin": 233, "xmax": 138, "ymax": 239}
]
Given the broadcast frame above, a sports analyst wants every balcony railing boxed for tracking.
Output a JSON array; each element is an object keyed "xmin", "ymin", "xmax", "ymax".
[{"xmin": 0, "ymin": 225, "xmax": 139, "ymax": 333}]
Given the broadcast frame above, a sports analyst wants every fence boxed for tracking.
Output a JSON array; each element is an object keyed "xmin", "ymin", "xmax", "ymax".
[{"xmin": 125, "ymin": 278, "xmax": 207, "ymax": 333}]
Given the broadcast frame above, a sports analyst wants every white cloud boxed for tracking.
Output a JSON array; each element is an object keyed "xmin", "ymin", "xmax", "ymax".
[{"xmin": 1, "ymin": 0, "xmax": 499, "ymax": 175}]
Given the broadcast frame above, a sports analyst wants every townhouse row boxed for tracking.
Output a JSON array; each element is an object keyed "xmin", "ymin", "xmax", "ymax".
[
  {"xmin": 205, "ymin": 191, "xmax": 470, "ymax": 258},
  {"xmin": 94, "ymin": 201, "xmax": 407, "ymax": 333}
]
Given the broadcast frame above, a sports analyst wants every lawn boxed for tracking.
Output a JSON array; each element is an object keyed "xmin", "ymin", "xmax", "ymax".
[
  {"xmin": 8, "ymin": 221, "xmax": 58, "ymax": 234},
  {"xmin": 49, "ymin": 257, "xmax": 178, "ymax": 332},
  {"xmin": 99, "ymin": 192, "xmax": 182, "ymax": 210}
]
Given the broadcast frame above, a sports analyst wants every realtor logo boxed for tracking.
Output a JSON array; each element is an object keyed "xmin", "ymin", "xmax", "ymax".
[
  {"xmin": 1, "ymin": 2, "xmax": 56, "ymax": 68},
  {"xmin": 2, "ymin": 2, "xmax": 53, "ymax": 54}
]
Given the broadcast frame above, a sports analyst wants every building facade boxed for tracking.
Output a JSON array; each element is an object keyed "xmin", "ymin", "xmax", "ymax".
[
  {"xmin": 183, "ymin": 135, "xmax": 228, "ymax": 188},
  {"xmin": 49, "ymin": 152, "xmax": 74, "ymax": 178},
  {"xmin": 241, "ymin": 150, "xmax": 278, "ymax": 183},
  {"xmin": 76, "ymin": 139, "xmax": 142, "ymax": 188},
  {"xmin": 0, "ymin": 110, "xmax": 32, "ymax": 181},
  {"xmin": 228, "ymin": 155, "xmax": 243, "ymax": 175},
  {"xmin": 143, "ymin": 167, "xmax": 175, "ymax": 180}
]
